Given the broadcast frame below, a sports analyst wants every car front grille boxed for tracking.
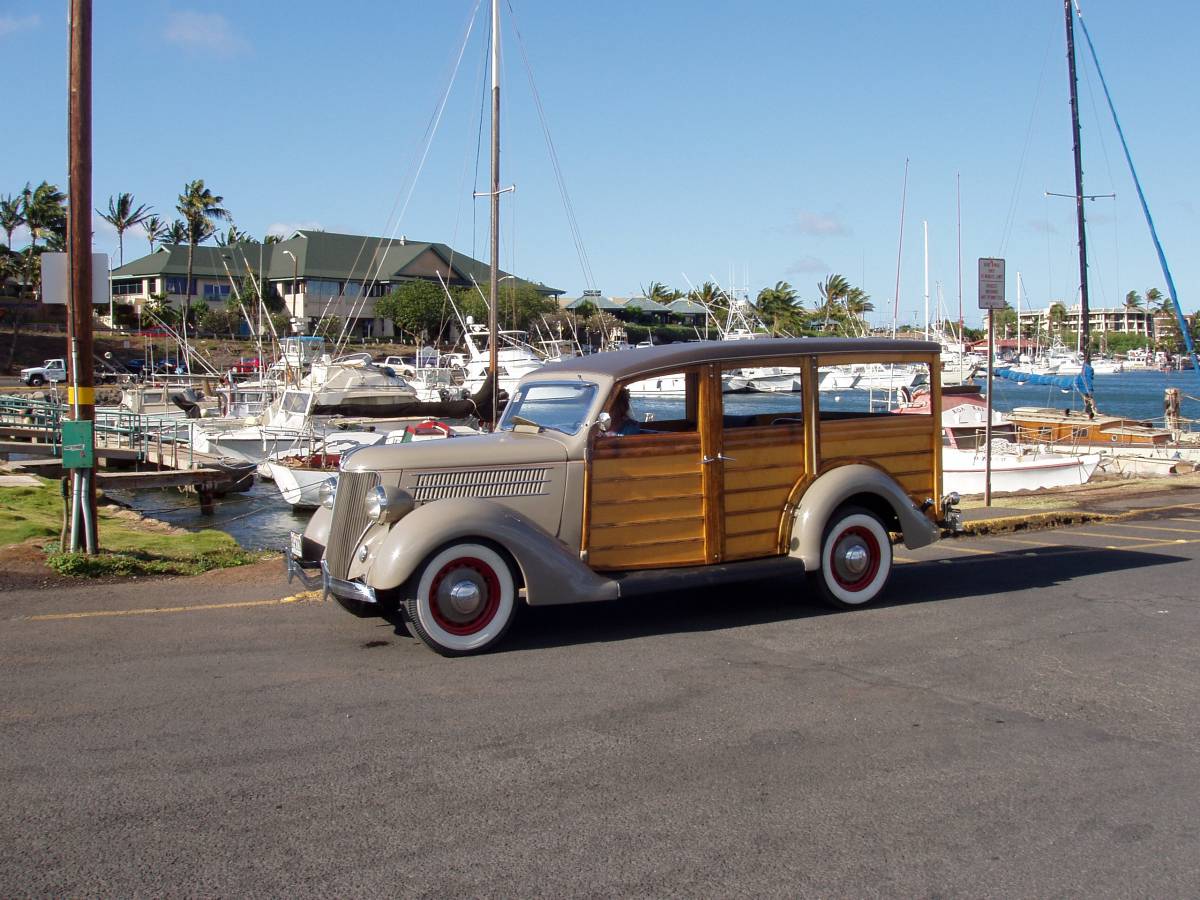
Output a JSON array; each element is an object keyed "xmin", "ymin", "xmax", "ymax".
[{"xmin": 325, "ymin": 470, "xmax": 380, "ymax": 579}]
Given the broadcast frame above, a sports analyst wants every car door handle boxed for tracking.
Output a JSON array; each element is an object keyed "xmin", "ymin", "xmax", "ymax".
[{"xmin": 702, "ymin": 453, "xmax": 736, "ymax": 464}]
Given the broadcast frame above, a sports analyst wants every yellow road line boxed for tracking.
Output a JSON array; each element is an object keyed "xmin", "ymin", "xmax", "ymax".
[
  {"xmin": 988, "ymin": 535, "xmax": 1060, "ymax": 547},
  {"xmin": 939, "ymin": 543, "xmax": 997, "ymax": 555},
  {"xmin": 1097, "ymin": 537, "xmax": 1196, "ymax": 552},
  {"xmin": 1065, "ymin": 530, "xmax": 1153, "ymax": 543},
  {"xmin": 1106, "ymin": 522, "xmax": 1200, "ymax": 534},
  {"xmin": 24, "ymin": 591, "xmax": 322, "ymax": 622}
]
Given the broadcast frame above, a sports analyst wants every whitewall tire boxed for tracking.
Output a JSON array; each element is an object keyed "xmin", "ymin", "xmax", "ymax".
[
  {"xmin": 814, "ymin": 506, "xmax": 893, "ymax": 609},
  {"xmin": 404, "ymin": 542, "xmax": 517, "ymax": 656}
]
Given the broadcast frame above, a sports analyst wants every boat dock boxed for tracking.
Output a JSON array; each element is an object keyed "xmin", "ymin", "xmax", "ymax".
[{"xmin": 0, "ymin": 396, "xmax": 250, "ymax": 512}]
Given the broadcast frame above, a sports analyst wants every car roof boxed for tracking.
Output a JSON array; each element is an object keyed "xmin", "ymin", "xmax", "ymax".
[{"xmin": 532, "ymin": 337, "xmax": 940, "ymax": 381}]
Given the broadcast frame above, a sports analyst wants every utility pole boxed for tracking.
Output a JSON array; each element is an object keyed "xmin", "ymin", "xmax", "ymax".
[{"xmin": 67, "ymin": 0, "xmax": 97, "ymax": 553}]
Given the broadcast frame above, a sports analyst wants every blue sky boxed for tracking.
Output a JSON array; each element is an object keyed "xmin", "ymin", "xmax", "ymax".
[{"xmin": 2, "ymin": 0, "xmax": 1197, "ymax": 327}]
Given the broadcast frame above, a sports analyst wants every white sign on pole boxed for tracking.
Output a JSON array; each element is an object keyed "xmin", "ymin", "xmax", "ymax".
[
  {"xmin": 978, "ymin": 257, "xmax": 1006, "ymax": 310},
  {"xmin": 39, "ymin": 252, "xmax": 110, "ymax": 305}
]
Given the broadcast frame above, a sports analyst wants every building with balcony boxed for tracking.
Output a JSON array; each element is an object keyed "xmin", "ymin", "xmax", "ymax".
[
  {"xmin": 1016, "ymin": 304, "xmax": 1156, "ymax": 338},
  {"xmin": 109, "ymin": 230, "xmax": 562, "ymax": 336}
]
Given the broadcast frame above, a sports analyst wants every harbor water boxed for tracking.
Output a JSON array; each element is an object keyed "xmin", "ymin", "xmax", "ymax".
[{"xmin": 116, "ymin": 367, "xmax": 1200, "ymax": 550}]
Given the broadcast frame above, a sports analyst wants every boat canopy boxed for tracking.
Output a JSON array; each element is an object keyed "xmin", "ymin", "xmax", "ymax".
[{"xmin": 993, "ymin": 364, "xmax": 1094, "ymax": 395}]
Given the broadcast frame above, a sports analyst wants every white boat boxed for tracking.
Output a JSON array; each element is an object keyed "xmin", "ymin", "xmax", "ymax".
[
  {"xmin": 941, "ymin": 443, "xmax": 1101, "ymax": 495},
  {"xmin": 194, "ymin": 357, "xmax": 420, "ymax": 462},
  {"xmin": 266, "ymin": 420, "xmax": 472, "ymax": 508},
  {"xmin": 896, "ymin": 386, "xmax": 1100, "ymax": 496},
  {"xmin": 840, "ymin": 362, "xmax": 928, "ymax": 391}
]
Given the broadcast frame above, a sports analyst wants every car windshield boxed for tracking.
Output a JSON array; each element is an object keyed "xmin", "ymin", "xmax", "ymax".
[{"xmin": 498, "ymin": 381, "xmax": 597, "ymax": 435}]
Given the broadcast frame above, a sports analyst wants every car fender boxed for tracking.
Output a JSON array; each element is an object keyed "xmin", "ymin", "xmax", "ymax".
[
  {"xmin": 367, "ymin": 497, "xmax": 618, "ymax": 606},
  {"xmin": 302, "ymin": 504, "xmax": 333, "ymax": 557},
  {"xmin": 787, "ymin": 463, "xmax": 939, "ymax": 569}
]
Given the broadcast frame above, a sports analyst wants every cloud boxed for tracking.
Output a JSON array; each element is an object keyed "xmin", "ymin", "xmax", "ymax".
[
  {"xmin": 1026, "ymin": 219, "xmax": 1057, "ymax": 234},
  {"xmin": 164, "ymin": 11, "xmax": 248, "ymax": 55},
  {"xmin": 0, "ymin": 14, "xmax": 39, "ymax": 38},
  {"xmin": 786, "ymin": 210, "xmax": 850, "ymax": 237},
  {"xmin": 785, "ymin": 255, "xmax": 830, "ymax": 275},
  {"xmin": 267, "ymin": 222, "xmax": 323, "ymax": 239}
]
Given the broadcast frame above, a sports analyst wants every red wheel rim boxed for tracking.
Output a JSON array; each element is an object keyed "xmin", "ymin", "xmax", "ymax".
[
  {"xmin": 427, "ymin": 557, "xmax": 502, "ymax": 636},
  {"xmin": 830, "ymin": 525, "xmax": 881, "ymax": 592}
]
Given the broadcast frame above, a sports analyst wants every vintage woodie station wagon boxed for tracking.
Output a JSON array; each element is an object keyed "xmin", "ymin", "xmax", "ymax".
[{"xmin": 286, "ymin": 338, "xmax": 961, "ymax": 655}]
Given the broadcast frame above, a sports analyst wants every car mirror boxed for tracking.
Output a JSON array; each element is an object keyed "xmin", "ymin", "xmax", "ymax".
[{"xmin": 595, "ymin": 411, "xmax": 611, "ymax": 432}]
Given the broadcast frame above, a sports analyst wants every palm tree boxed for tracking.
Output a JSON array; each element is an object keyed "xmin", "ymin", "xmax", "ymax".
[
  {"xmin": 686, "ymin": 281, "xmax": 727, "ymax": 334},
  {"xmin": 165, "ymin": 219, "xmax": 187, "ymax": 245},
  {"xmin": 263, "ymin": 232, "xmax": 283, "ymax": 245},
  {"xmin": 817, "ymin": 274, "xmax": 851, "ymax": 331},
  {"xmin": 0, "ymin": 194, "xmax": 23, "ymax": 250},
  {"xmin": 18, "ymin": 181, "xmax": 67, "ymax": 291},
  {"xmin": 214, "ymin": 223, "xmax": 250, "ymax": 247},
  {"xmin": 755, "ymin": 281, "xmax": 800, "ymax": 335},
  {"xmin": 176, "ymin": 180, "xmax": 230, "ymax": 368},
  {"xmin": 1048, "ymin": 301, "xmax": 1068, "ymax": 334},
  {"xmin": 1123, "ymin": 290, "xmax": 1143, "ymax": 310},
  {"xmin": 843, "ymin": 287, "xmax": 874, "ymax": 336},
  {"xmin": 1145, "ymin": 287, "xmax": 1170, "ymax": 313},
  {"xmin": 142, "ymin": 215, "xmax": 168, "ymax": 253},
  {"xmin": 97, "ymin": 192, "xmax": 151, "ymax": 266}
]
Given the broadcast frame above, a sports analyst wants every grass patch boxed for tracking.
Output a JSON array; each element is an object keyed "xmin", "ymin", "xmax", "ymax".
[
  {"xmin": 1, "ymin": 478, "xmax": 261, "ymax": 578},
  {"xmin": 46, "ymin": 546, "xmax": 260, "ymax": 578}
]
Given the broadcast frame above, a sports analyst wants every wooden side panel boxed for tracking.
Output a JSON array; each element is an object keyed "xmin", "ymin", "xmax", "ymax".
[
  {"xmin": 720, "ymin": 426, "xmax": 806, "ymax": 561},
  {"xmin": 589, "ymin": 433, "xmax": 704, "ymax": 570},
  {"xmin": 819, "ymin": 414, "xmax": 937, "ymax": 504}
]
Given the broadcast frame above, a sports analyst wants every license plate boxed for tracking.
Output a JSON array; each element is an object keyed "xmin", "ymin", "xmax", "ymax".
[{"xmin": 289, "ymin": 531, "xmax": 304, "ymax": 560}]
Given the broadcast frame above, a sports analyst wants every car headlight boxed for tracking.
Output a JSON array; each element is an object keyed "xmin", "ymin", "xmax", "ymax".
[
  {"xmin": 319, "ymin": 476, "xmax": 337, "ymax": 509},
  {"xmin": 364, "ymin": 484, "xmax": 414, "ymax": 524}
]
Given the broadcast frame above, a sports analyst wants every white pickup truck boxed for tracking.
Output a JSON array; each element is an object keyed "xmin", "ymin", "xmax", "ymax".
[{"xmin": 20, "ymin": 358, "xmax": 67, "ymax": 386}]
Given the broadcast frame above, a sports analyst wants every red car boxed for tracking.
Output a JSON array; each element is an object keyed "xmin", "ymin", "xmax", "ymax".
[{"xmin": 230, "ymin": 358, "xmax": 262, "ymax": 374}]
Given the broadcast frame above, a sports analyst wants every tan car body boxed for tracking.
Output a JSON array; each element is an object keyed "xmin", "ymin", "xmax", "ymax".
[{"xmin": 291, "ymin": 338, "xmax": 954, "ymax": 620}]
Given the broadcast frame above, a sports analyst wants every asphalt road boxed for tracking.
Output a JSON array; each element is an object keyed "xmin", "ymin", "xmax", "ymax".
[{"xmin": 3, "ymin": 503, "xmax": 1200, "ymax": 897}]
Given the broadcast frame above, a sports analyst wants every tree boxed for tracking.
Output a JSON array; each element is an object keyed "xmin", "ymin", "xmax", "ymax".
[
  {"xmin": 176, "ymin": 180, "xmax": 230, "ymax": 370},
  {"xmin": 263, "ymin": 232, "xmax": 283, "ymax": 245},
  {"xmin": 165, "ymin": 220, "xmax": 187, "ymax": 244},
  {"xmin": 19, "ymin": 181, "xmax": 67, "ymax": 289},
  {"xmin": 1123, "ymin": 290, "xmax": 1143, "ymax": 310},
  {"xmin": 1048, "ymin": 301, "xmax": 1068, "ymax": 333},
  {"xmin": 0, "ymin": 194, "xmax": 22, "ymax": 250},
  {"xmin": 215, "ymin": 223, "xmax": 251, "ymax": 247},
  {"xmin": 313, "ymin": 315, "xmax": 342, "ymax": 341},
  {"xmin": 142, "ymin": 215, "xmax": 167, "ymax": 253},
  {"xmin": 375, "ymin": 279, "xmax": 456, "ymax": 342},
  {"xmin": 97, "ymin": 192, "xmax": 151, "ymax": 266},
  {"xmin": 842, "ymin": 287, "xmax": 874, "ymax": 335},
  {"xmin": 687, "ymin": 281, "xmax": 728, "ymax": 332},
  {"xmin": 994, "ymin": 302, "xmax": 1018, "ymax": 338},
  {"xmin": 817, "ymin": 274, "xmax": 851, "ymax": 330},
  {"xmin": 755, "ymin": 281, "xmax": 801, "ymax": 335},
  {"xmin": 1145, "ymin": 287, "xmax": 1170, "ymax": 314}
]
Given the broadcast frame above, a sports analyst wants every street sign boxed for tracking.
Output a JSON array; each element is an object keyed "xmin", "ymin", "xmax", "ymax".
[
  {"xmin": 978, "ymin": 257, "xmax": 1006, "ymax": 309},
  {"xmin": 60, "ymin": 420, "xmax": 95, "ymax": 469},
  {"xmin": 40, "ymin": 252, "xmax": 110, "ymax": 305}
]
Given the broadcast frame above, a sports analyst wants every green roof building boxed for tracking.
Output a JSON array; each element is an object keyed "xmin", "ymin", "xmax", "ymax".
[{"xmin": 110, "ymin": 229, "xmax": 562, "ymax": 336}]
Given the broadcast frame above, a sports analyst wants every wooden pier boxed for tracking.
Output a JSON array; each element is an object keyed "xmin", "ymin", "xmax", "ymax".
[{"xmin": 0, "ymin": 418, "xmax": 250, "ymax": 514}]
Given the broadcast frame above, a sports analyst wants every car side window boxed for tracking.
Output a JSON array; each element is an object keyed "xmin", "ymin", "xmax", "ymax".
[
  {"xmin": 719, "ymin": 361, "xmax": 803, "ymax": 428},
  {"xmin": 601, "ymin": 370, "xmax": 699, "ymax": 437}
]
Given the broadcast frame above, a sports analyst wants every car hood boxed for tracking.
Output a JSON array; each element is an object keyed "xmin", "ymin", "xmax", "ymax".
[
  {"xmin": 19, "ymin": 366, "xmax": 39, "ymax": 374},
  {"xmin": 343, "ymin": 430, "xmax": 569, "ymax": 473}
]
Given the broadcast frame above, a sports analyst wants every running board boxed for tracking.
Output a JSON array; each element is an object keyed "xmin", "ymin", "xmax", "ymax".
[{"xmin": 608, "ymin": 556, "xmax": 809, "ymax": 600}]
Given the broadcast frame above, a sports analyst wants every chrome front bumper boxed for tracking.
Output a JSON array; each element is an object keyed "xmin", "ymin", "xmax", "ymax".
[
  {"xmin": 284, "ymin": 544, "xmax": 323, "ymax": 590},
  {"xmin": 284, "ymin": 545, "xmax": 378, "ymax": 605},
  {"xmin": 319, "ymin": 560, "xmax": 378, "ymax": 606}
]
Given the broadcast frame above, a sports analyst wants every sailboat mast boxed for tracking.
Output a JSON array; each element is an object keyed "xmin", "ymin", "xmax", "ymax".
[
  {"xmin": 923, "ymin": 220, "xmax": 929, "ymax": 340},
  {"xmin": 1016, "ymin": 271, "xmax": 1023, "ymax": 359},
  {"xmin": 488, "ymin": 0, "xmax": 501, "ymax": 424},
  {"xmin": 1064, "ymin": 0, "xmax": 1093, "ymax": 383}
]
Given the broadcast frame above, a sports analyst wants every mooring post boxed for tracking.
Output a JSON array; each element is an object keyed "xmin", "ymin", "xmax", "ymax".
[
  {"xmin": 1164, "ymin": 387, "xmax": 1182, "ymax": 434},
  {"xmin": 198, "ymin": 485, "xmax": 215, "ymax": 515}
]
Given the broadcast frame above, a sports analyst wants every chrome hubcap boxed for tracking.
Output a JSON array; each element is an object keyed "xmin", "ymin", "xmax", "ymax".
[
  {"xmin": 438, "ymin": 574, "xmax": 486, "ymax": 622},
  {"xmin": 840, "ymin": 544, "xmax": 869, "ymax": 577}
]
